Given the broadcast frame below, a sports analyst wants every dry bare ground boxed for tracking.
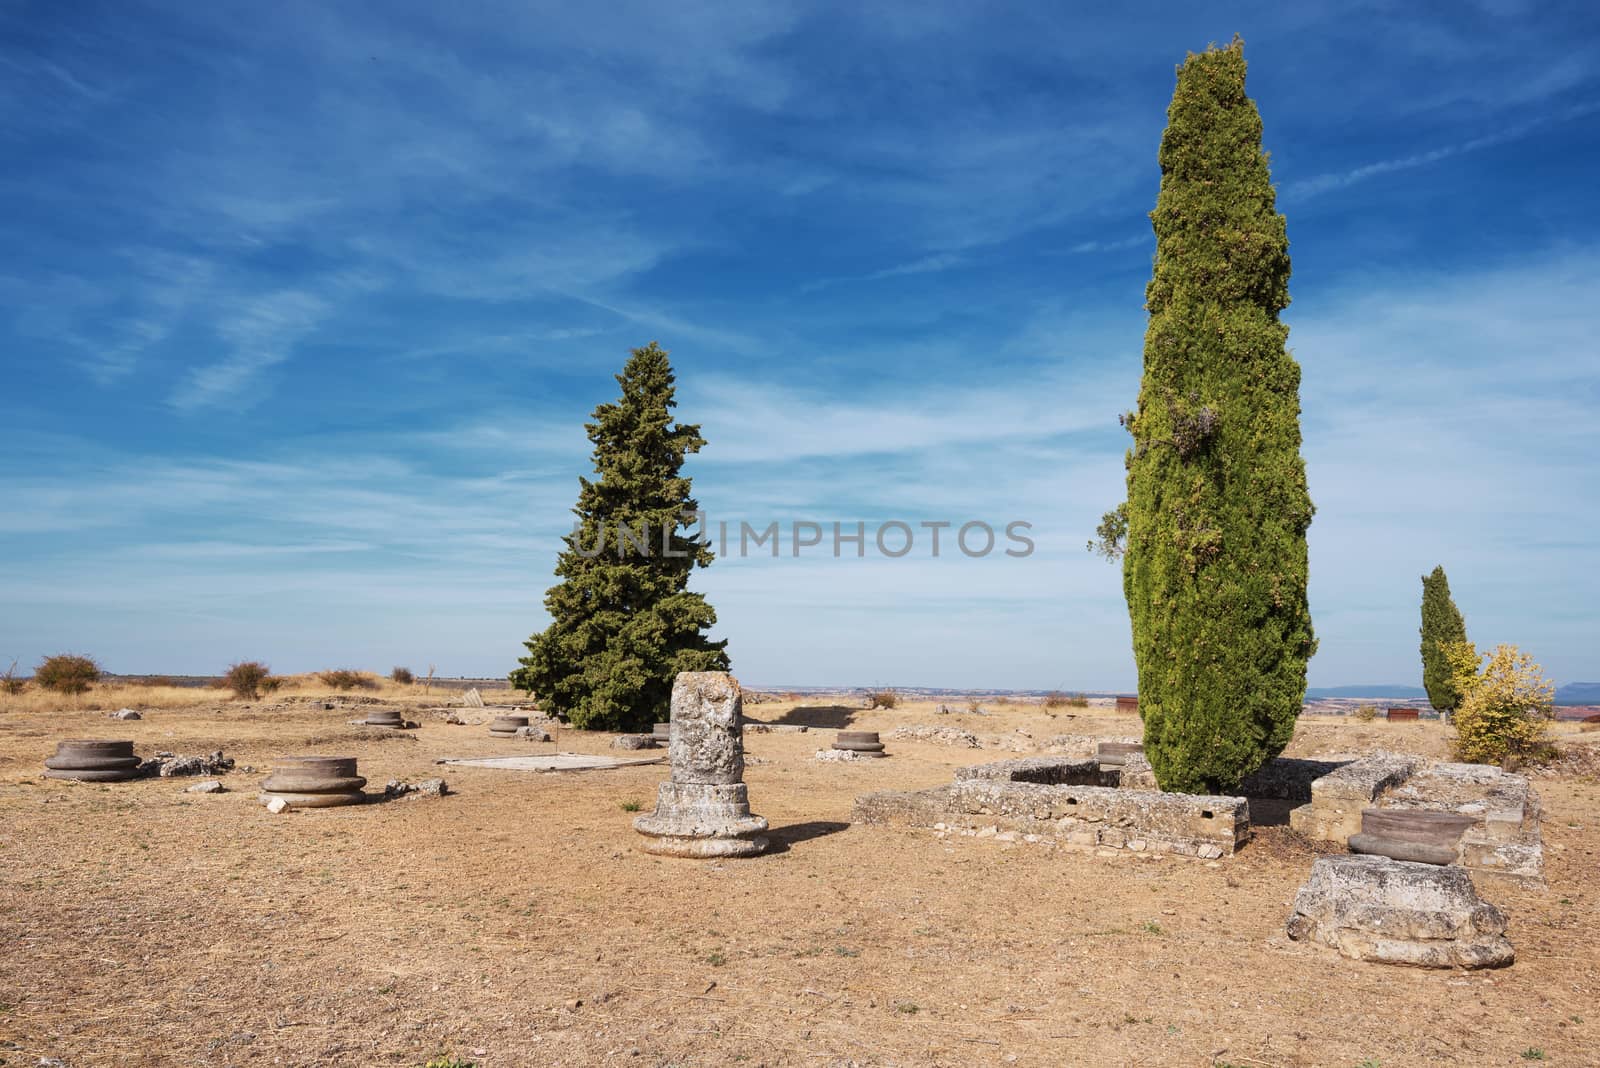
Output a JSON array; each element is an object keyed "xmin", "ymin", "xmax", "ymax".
[{"xmin": 1, "ymin": 693, "xmax": 1597, "ymax": 1067}]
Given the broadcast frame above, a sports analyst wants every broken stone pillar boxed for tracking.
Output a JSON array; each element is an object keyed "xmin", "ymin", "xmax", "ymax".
[
  {"xmin": 1285, "ymin": 854, "xmax": 1513, "ymax": 968},
  {"xmin": 634, "ymin": 672, "xmax": 769, "ymax": 858}
]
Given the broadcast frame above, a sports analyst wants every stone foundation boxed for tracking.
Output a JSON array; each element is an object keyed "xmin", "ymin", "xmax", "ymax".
[{"xmin": 855, "ymin": 756, "xmax": 1248, "ymax": 858}]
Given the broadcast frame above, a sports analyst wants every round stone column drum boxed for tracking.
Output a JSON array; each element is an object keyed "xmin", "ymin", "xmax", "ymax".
[
  {"xmin": 652, "ymin": 722, "xmax": 671, "ymax": 747},
  {"xmin": 260, "ymin": 756, "xmax": 367, "ymax": 808},
  {"xmin": 833, "ymin": 730, "xmax": 887, "ymax": 757},
  {"xmin": 364, "ymin": 708, "xmax": 404, "ymax": 728},
  {"xmin": 44, "ymin": 739, "xmax": 142, "ymax": 782},
  {"xmin": 1349, "ymin": 808, "xmax": 1475, "ymax": 866},
  {"xmin": 489, "ymin": 715, "xmax": 529, "ymax": 737}
]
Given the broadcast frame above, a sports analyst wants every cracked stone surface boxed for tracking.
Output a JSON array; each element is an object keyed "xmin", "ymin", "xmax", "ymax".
[
  {"xmin": 635, "ymin": 673, "xmax": 767, "ymax": 858},
  {"xmin": 1286, "ymin": 854, "xmax": 1514, "ymax": 969}
]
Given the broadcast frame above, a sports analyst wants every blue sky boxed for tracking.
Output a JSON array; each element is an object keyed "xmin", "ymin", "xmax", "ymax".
[{"xmin": 3, "ymin": 2, "xmax": 1598, "ymax": 689}]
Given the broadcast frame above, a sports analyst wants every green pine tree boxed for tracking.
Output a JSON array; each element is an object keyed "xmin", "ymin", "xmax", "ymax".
[
  {"xmin": 1419, "ymin": 565, "xmax": 1468, "ymax": 714},
  {"xmin": 510, "ymin": 342, "xmax": 729, "ymax": 731},
  {"xmin": 1115, "ymin": 38, "xmax": 1316, "ymax": 794}
]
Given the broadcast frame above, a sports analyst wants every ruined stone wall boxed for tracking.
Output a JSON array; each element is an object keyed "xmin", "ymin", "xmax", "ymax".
[{"xmin": 854, "ymin": 772, "xmax": 1249, "ymax": 859}]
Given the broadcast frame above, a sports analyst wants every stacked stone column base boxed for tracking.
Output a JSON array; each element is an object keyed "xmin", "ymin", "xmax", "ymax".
[
  {"xmin": 634, "ymin": 782, "xmax": 769, "ymax": 857},
  {"xmin": 634, "ymin": 671, "xmax": 769, "ymax": 858}
]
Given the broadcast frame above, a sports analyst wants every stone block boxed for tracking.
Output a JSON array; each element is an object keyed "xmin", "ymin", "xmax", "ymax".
[{"xmin": 1286, "ymin": 855, "xmax": 1513, "ymax": 968}]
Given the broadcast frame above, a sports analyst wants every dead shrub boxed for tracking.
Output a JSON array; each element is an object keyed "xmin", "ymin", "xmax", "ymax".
[
  {"xmin": 1042, "ymin": 691, "xmax": 1090, "ymax": 710},
  {"xmin": 225, "ymin": 661, "xmax": 272, "ymax": 700},
  {"xmin": 1, "ymin": 659, "xmax": 24, "ymax": 695},
  {"xmin": 34, "ymin": 653, "xmax": 101, "ymax": 695},
  {"xmin": 1352, "ymin": 703, "xmax": 1378, "ymax": 723},
  {"xmin": 866, "ymin": 689, "xmax": 898, "ymax": 710},
  {"xmin": 391, "ymin": 666, "xmax": 416, "ymax": 685},
  {"xmin": 320, "ymin": 669, "xmax": 379, "ymax": 691}
]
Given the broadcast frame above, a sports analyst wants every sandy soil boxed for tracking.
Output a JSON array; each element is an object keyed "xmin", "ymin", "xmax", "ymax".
[{"xmin": 1, "ymin": 695, "xmax": 1596, "ymax": 1068}]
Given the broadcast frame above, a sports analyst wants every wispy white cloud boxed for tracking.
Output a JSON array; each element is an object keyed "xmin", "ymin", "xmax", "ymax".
[
  {"xmin": 800, "ymin": 252, "xmax": 969, "ymax": 293},
  {"xmin": 1063, "ymin": 235, "xmax": 1149, "ymax": 255},
  {"xmin": 1285, "ymin": 100, "xmax": 1600, "ymax": 200},
  {"xmin": 167, "ymin": 289, "xmax": 333, "ymax": 411}
]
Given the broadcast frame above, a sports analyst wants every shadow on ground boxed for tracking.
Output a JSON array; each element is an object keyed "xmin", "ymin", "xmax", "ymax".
[
  {"xmin": 1245, "ymin": 796, "xmax": 1297, "ymax": 828},
  {"xmin": 758, "ymin": 705, "xmax": 860, "ymax": 729},
  {"xmin": 764, "ymin": 820, "xmax": 852, "ymax": 854}
]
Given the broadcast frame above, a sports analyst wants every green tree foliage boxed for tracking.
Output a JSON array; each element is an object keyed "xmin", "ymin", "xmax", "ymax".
[
  {"xmin": 34, "ymin": 653, "xmax": 101, "ymax": 695},
  {"xmin": 1116, "ymin": 38, "xmax": 1316, "ymax": 794},
  {"xmin": 1419, "ymin": 565, "xmax": 1469, "ymax": 713},
  {"xmin": 510, "ymin": 342, "xmax": 728, "ymax": 731}
]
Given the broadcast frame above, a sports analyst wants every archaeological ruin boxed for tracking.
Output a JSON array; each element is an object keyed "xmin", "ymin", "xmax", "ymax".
[{"xmin": 633, "ymin": 672, "xmax": 769, "ymax": 858}]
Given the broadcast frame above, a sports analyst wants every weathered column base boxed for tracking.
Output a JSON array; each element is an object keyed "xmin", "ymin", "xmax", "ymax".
[
  {"xmin": 634, "ymin": 782, "xmax": 769, "ymax": 857},
  {"xmin": 1286, "ymin": 854, "xmax": 1513, "ymax": 968}
]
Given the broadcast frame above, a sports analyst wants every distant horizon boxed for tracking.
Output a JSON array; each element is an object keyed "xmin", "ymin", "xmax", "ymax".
[{"xmin": 79, "ymin": 669, "xmax": 1599, "ymax": 699}]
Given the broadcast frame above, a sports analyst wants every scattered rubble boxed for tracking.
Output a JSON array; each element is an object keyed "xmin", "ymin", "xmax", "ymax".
[
  {"xmin": 612, "ymin": 734, "xmax": 657, "ymax": 750},
  {"xmin": 383, "ymin": 778, "xmax": 448, "ymax": 799},
  {"xmin": 185, "ymin": 780, "xmax": 226, "ymax": 794},
  {"xmin": 141, "ymin": 750, "xmax": 235, "ymax": 777},
  {"xmin": 108, "ymin": 708, "xmax": 142, "ymax": 720},
  {"xmin": 265, "ymin": 797, "xmax": 290, "ymax": 814},
  {"xmin": 889, "ymin": 725, "xmax": 980, "ymax": 747}
]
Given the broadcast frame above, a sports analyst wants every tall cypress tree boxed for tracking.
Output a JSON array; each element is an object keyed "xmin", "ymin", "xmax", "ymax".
[
  {"xmin": 1419, "ymin": 565, "xmax": 1468, "ymax": 714},
  {"xmin": 1120, "ymin": 38, "xmax": 1316, "ymax": 794},
  {"xmin": 510, "ymin": 342, "xmax": 729, "ymax": 731}
]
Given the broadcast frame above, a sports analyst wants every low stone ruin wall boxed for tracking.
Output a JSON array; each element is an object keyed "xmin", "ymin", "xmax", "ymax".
[
  {"xmin": 1289, "ymin": 752, "xmax": 1423, "ymax": 842},
  {"xmin": 954, "ymin": 756, "xmax": 1116, "ymax": 787},
  {"xmin": 1288, "ymin": 752, "xmax": 1544, "ymax": 884},
  {"xmin": 855, "ymin": 756, "xmax": 1249, "ymax": 859}
]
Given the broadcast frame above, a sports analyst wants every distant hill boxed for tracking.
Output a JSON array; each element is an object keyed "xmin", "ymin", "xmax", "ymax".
[
  {"xmin": 1305, "ymin": 685, "xmax": 1427, "ymax": 700},
  {"xmin": 1556, "ymin": 682, "xmax": 1600, "ymax": 706}
]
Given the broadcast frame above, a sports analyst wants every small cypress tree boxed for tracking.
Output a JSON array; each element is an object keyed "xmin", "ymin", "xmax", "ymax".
[
  {"xmin": 1119, "ymin": 38, "xmax": 1316, "ymax": 794},
  {"xmin": 1419, "ymin": 565, "xmax": 1469, "ymax": 714},
  {"xmin": 510, "ymin": 342, "xmax": 728, "ymax": 731}
]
